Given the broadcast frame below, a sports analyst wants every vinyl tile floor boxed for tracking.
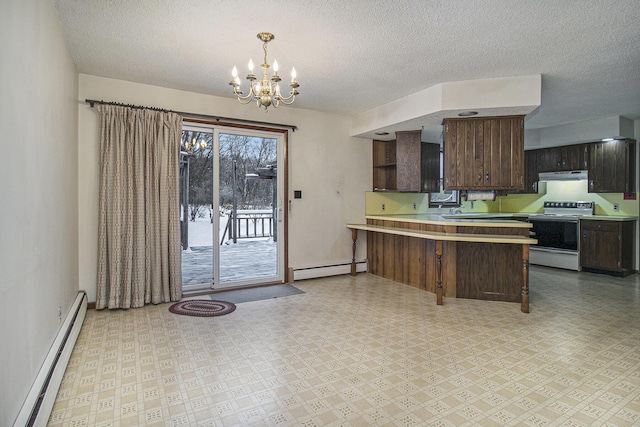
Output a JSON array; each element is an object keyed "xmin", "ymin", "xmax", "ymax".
[{"xmin": 49, "ymin": 266, "xmax": 640, "ymax": 426}]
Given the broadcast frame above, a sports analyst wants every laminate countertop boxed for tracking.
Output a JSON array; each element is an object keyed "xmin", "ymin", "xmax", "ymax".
[
  {"xmin": 365, "ymin": 214, "xmax": 532, "ymax": 228},
  {"xmin": 366, "ymin": 213, "xmax": 638, "ymax": 225}
]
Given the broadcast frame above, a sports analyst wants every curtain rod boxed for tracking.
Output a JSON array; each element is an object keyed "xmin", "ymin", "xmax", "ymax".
[{"xmin": 85, "ymin": 99, "xmax": 298, "ymax": 132}]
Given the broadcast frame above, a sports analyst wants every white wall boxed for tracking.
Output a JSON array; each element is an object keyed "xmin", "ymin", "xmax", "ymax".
[
  {"xmin": 525, "ymin": 115, "xmax": 635, "ymax": 149},
  {"xmin": 78, "ymin": 75, "xmax": 372, "ymax": 302},
  {"xmin": 0, "ymin": 0, "xmax": 79, "ymax": 424}
]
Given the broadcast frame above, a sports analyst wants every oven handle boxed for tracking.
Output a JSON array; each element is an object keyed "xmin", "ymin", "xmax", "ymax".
[
  {"xmin": 530, "ymin": 246, "xmax": 579, "ymax": 254},
  {"xmin": 528, "ymin": 217, "xmax": 579, "ymax": 223}
]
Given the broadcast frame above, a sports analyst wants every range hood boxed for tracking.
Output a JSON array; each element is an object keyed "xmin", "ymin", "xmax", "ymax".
[{"xmin": 538, "ymin": 170, "xmax": 588, "ymax": 181}]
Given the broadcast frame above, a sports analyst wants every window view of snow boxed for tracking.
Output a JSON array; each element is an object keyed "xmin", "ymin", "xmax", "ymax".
[{"xmin": 180, "ymin": 130, "xmax": 278, "ymax": 287}]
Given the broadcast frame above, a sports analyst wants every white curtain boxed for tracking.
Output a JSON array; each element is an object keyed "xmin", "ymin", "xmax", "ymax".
[{"xmin": 96, "ymin": 105, "xmax": 183, "ymax": 309}]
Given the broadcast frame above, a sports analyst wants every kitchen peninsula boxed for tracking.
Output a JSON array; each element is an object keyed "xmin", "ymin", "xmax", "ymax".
[{"xmin": 347, "ymin": 214, "xmax": 537, "ymax": 312}]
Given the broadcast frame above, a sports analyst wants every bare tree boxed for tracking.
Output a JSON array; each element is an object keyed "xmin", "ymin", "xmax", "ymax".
[{"xmin": 180, "ymin": 131, "xmax": 277, "ymax": 214}]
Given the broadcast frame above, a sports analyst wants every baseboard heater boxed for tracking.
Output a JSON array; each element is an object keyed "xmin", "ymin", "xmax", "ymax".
[
  {"xmin": 291, "ymin": 260, "xmax": 367, "ymax": 281},
  {"xmin": 14, "ymin": 291, "xmax": 87, "ymax": 427}
]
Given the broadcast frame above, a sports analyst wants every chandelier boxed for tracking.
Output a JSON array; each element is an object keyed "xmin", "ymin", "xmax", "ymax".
[{"xmin": 229, "ymin": 32, "xmax": 299, "ymax": 111}]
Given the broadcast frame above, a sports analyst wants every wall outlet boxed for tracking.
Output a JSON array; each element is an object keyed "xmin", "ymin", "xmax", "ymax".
[
  {"xmin": 412, "ymin": 203, "xmax": 417, "ymax": 210},
  {"xmin": 381, "ymin": 203, "xmax": 385, "ymax": 211},
  {"xmin": 613, "ymin": 203, "xmax": 619, "ymax": 212}
]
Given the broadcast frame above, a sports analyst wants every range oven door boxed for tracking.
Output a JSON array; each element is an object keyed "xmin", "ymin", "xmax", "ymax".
[
  {"xmin": 528, "ymin": 216, "xmax": 581, "ymax": 270},
  {"xmin": 529, "ymin": 217, "xmax": 579, "ymax": 252}
]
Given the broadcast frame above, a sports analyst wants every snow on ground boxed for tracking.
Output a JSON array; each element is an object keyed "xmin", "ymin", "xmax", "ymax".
[{"xmin": 181, "ymin": 215, "xmax": 277, "ymax": 286}]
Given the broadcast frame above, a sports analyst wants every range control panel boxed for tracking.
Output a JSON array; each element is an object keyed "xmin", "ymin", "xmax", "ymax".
[
  {"xmin": 543, "ymin": 201, "xmax": 594, "ymax": 210},
  {"xmin": 542, "ymin": 201, "xmax": 594, "ymax": 216}
]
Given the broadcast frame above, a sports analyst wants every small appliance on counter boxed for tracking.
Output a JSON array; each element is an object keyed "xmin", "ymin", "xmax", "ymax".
[{"xmin": 528, "ymin": 201, "xmax": 594, "ymax": 271}]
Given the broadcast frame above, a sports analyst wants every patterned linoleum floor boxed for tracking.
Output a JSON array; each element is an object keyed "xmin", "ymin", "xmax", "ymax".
[{"xmin": 49, "ymin": 267, "xmax": 640, "ymax": 426}]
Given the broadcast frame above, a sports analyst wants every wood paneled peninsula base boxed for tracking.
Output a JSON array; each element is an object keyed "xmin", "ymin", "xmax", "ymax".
[{"xmin": 347, "ymin": 215, "xmax": 537, "ymax": 313}]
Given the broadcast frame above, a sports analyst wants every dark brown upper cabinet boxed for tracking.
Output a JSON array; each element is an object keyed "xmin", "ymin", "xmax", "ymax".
[
  {"xmin": 536, "ymin": 144, "xmax": 589, "ymax": 172},
  {"xmin": 443, "ymin": 115, "xmax": 524, "ymax": 191},
  {"xmin": 588, "ymin": 139, "xmax": 636, "ymax": 193}
]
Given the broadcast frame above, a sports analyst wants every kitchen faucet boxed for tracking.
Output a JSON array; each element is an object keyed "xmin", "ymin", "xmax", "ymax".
[{"xmin": 449, "ymin": 207, "xmax": 463, "ymax": 215}]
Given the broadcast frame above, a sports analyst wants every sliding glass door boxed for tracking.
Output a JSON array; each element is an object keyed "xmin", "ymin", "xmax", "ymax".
[{"xmin": 180, "ymin": 124, "xmax": 285, "ymax": 291}]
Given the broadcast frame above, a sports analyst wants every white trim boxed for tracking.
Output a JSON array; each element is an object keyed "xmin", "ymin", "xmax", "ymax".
[
  {"xmin": 292, "ymin": 261, "xmax": 367, "ymax": 281},
  {"xmin": 14, "ymin": 292, "xmax": 87, "ymax": 427}
]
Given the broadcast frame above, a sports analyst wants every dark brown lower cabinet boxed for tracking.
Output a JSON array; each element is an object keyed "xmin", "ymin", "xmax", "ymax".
[{"xmin": 580, "ymin": 220, "xmax": 635, "ymax": 277}]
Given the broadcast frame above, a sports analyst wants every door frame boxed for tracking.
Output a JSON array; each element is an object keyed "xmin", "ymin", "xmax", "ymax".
[{"xmin": 182, "ymin": 118, "xmax": 290, "ymax": 285}]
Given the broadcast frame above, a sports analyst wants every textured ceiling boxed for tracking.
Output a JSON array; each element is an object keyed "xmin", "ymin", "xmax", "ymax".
[{"xmin": 53, "ymin": 0, "xmax": 640, "ymax": 131}]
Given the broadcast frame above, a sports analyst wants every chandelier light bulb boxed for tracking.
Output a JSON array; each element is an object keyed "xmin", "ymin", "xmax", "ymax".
[
  {"xmin": 291, "ymin": 67, "xmax": 297, "ymax": 81},
  {"xmin": 273, "ymin": 59, "xmax": 279, "ymax": 72},
  {"xmin": 248, "ymin": 59, "xmax": 254, "ymax": 72},
  {"xmin": 231, "ymin": 66, "xmax": 238, "ymax": 78}
]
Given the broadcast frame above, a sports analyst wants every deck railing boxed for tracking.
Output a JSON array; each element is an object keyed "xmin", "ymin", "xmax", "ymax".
[{"xmin": 220, "ymin": 210, "xmax": 274, "ymax": 244}]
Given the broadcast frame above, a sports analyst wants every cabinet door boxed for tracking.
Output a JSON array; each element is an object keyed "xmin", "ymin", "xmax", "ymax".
[
  {"xmin": 393, "ymin": 131, "xmax": 441, "ymax": 193},
  {"xmin": 522, "ymin": 150, "xmax": 539, "ymax": 193},
  {"xmin": 504, "ymin": 116, "xmax": 524, "ymax": 189},
  {"xmin": 563, "ymin": 144, "xmax": 589, "ymax": 171},
  {"xmin": 421, "ymin": 142, "xmax": 441, "ymax": 193},
  {"xmin": 396, "ymin": 130, "xmax": 422, "ymax": 192},
  {"xmin": 580, "ymin": 221, "xmax": 621, "ymax": 271},
  {"xmin": 444, "ymin": 118, "xmax": 486, "ymax": 189},
  {"xmin": 537, "ymin": 147, "xmax": 560, "ymax": 172},
  {"xmin": 488, "ymin": 116, "xmax": 524, "ymax": 189},
  {"xmin": 471, "ymin": 120, "xmax": 487, "ymax": 189},
  {"xmin": 443, "ymin": 120, "xmax": 464, "ymax": 189},
  {"xmin": 588, "ymin": 139, "xmax": 635, "ymax": 193},
  {"xmin": 588, "ymin": 142, "xmax": 604, "ymax": 192}
]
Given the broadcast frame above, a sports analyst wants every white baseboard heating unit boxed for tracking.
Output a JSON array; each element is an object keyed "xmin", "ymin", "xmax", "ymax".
[
  {"xmin": 14, "ymin": 291, "xmax": 87, "ymax": 427},
  {"xmin": 291, "ymin": 260, "xmax": 367, "ymax": 281}
]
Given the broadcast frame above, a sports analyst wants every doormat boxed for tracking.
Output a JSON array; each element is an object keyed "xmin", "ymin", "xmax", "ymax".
[
  {"xmin": 210, "ymin": 283, "xmax": 304, "ymax": 304},
  {"xmin": 169, "ymin": 300, "xmax": 236, "ymax": 317}
]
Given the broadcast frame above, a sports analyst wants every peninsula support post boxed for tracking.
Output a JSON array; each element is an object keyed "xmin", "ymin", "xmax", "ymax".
[
  {"xmin": 521, "ymin": 244, "xmax": 530, "ymax": 313},
  {"xmin": 350, "ymin": 228, "xmax": 358, "ymax": 276},
  {"xmin": 436, "ymin": 240, "xmax": 443, "ymax": 305}
]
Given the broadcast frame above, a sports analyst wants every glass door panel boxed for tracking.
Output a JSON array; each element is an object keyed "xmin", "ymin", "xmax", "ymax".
[
  {"xmin": 179, "ymin": 128, "xmax": 214, "ymax": 291},
  {"xmin": 214, "ymin": 128, "xmax": 284, "ymax": 288}
]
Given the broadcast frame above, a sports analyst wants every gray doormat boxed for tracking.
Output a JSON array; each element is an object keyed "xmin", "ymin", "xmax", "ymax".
[{"xmin": 209, "ymin": 283, "xmax": 304, "ymax": 304}]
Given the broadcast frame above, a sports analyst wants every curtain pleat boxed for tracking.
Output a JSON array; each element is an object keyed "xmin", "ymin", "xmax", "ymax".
[{"xmin": 96, "ymin": 105, "xmax": 182, "ymax": 309}]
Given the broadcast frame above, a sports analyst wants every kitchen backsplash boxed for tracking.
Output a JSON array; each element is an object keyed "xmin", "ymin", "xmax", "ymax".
[{"xmin": 366, "ymin": 180, "xmax": 638, "ymax": 216}]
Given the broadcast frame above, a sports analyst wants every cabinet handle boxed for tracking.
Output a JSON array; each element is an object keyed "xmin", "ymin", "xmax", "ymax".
[
  {"xmin": 486, "ymin": 172, "xmax": 489, "ymax": 182},
  {"xmin": 478, "ymin": 172, "xmax": 481, "ymax": 182}
]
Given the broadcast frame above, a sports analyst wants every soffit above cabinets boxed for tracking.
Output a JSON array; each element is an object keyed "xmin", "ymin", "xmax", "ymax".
[{"xmin": 350, "ymin": 75, "xmax": 541, "ymax": 142}]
